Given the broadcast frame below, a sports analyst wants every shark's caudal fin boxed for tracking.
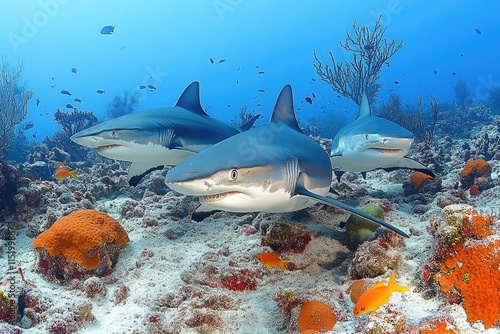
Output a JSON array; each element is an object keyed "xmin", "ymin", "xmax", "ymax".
[
  {"xmin": 174, "ymin": 81, "xmax": 209, "ymax": 116},
  {"xmin": 238, "ymin": 114, "xmax": 262, "ymax": 132},
  {"xmin": 270, "ymin": 84, "xmax": 303, "ymax": 132}
]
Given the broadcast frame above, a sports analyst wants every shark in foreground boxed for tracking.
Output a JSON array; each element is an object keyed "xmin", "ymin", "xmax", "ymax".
[
  {"xmin": 330, "ymin": 94, "xmax": 435, "ymax": 181},
  {"xmin": 71, "ymin": 81, "xmax": 260, "ymax": 186},
  {"xmin": 166, "ymin": 85, "xmax": 409, "ymax": 238}
]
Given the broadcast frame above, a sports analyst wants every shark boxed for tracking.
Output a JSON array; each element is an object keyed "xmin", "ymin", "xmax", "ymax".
[
  {"xmin": 165, "ymin": 85, "xmax": 409, "ymax": 238},
  {"xmin": 70, "ymin": 81, "xmax": 260, "ymax": 186},
  {"xmin": 330, "ymin": 94, "xmax": 435, "ymax": 181}
]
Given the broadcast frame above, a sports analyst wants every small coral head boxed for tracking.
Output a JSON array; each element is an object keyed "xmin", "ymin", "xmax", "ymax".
[{"xmin": 469, "ymin": 184, "xmax": 480, "ymax": 196}]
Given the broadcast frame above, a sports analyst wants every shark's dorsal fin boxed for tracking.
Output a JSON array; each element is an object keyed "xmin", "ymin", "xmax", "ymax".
[
  {"xmin": 356, "ymin": 94, "xmax": 371, "ymax": 119},
  {"xmin": 239, "ymin": 114, "xmax": 262, "ymax": 132},
  {"xmin": 175, "ymin": 81, "xmax": 209, "ymax": 116},
  {"xmin": 270, "ymin": 84, "xmax": 302, "ymax": 133}
]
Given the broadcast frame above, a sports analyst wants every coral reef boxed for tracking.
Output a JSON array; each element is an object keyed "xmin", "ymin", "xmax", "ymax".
[
  {"xmin": 32, "ymin": 209, "xmax": 130, "ymax": 281},
  {"xmin": 260, "ymin": 220, "xmax": 311, "ymax": 253},
  {"xmin": 350, "ymin": 229, "xmax": 404, "ymax": 279},
  {"xmin": 345, "ymin": 203, "xmax": 383, "ymax": 250},
  {"xmin": 417, "ymin": 315, "xmax": 457, "ymax": 333},
  {"xmin": 0, "ymin": 160, "xmax": 20, "ymax": 218},
  {"xmin": 424, "ymin": 204, "xmax": 500, "ymax": 329},
  {"xmin": 435, "ymin": 240, "xmax": 500, "ymax": 329}
]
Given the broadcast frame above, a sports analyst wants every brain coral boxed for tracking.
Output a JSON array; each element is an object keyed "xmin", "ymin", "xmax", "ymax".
[{"xmin": 32, "ymin": 209, "xmax": 129, "ymax": 280}]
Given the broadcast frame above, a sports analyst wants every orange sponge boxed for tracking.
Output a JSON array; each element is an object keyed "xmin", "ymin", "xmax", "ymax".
[
  {"xmin": 298, "ymin": 300, "xmax": 336, "ymax": 331},
  {"xmin": 410, "ymin": 171, "xmax": 433, "ymax": 188},
  {"xmin": 32, "ymin": 209, "xmax": 129, "ymax": 269},
  {"xmin": 435, "ymin": 239, "xmax": 500, "ymax": 329}
]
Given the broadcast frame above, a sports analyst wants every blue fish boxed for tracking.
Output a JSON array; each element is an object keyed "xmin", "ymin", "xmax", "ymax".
[
  {"xmin": 71, "ymin": 67, "xmax": 77, "ymax": 75},
  {"xmin": 100, "ymin": 25, "xmax": 115, "ymax": 35},
  {"xmin": 60, "ymin": 90, "xmax": 72, "ymax": 97},
  {"xmin": 96, "ymin": 89, "xmax": 106, "ymax": 94}
]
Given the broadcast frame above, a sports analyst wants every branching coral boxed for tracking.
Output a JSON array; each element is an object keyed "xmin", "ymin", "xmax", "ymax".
[
  {"xmin": 313, "ymin": 15, "xmax": 402, "ymax": 105},
  {"xmin": 105, "ymin": 89, "xmax": 139, "ymax": 119},
  {"xmin": 54, "ymin": 108, "xmax": 98, "ymax": 138},
  {"xmin": 0, "ymin": 56, "xmax": 34, "ymax": 159}
]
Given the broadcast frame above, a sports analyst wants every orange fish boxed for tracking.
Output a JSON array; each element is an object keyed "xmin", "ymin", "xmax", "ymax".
[
  {"xmin": 353, "ymin": 271, "xmax": 409, "ymax": 316},
  {"xmin": 256, "ymin": 253, "xmax": 293, "ymax": 272},
  {"xmin": 55, "ymin": 167, "xmax": 78, "ymax": 180}
]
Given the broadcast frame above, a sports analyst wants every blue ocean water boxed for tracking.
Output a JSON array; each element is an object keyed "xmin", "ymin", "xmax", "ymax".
[{"xmin": 0, "ymin": 0, "xmax": 499, "ymax": 140}]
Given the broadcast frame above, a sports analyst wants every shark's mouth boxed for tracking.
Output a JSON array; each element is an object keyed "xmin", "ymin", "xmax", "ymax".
[
  {"xmin": 97, "ymin": 144, "xmax": 123, "ymax": 152},
  {"xmin": 200, "ymin": 191, "xmax": 241, "ymax": 202}
]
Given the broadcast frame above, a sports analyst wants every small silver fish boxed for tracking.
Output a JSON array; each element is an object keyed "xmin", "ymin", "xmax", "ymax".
[
  {"xmin": 96, "ymin": 89, "xmax": 106, "ymax": 94},
  {"xmin": 74, "ymin": 98, "xmax": 82, "ymax": 103},
  {"xmin": 60, "ymin": 90, "xmax": 71, "ymax": 97},
  {"xmin": 71, "ymin": 67, "xmax": 77, "ymax": 75}
]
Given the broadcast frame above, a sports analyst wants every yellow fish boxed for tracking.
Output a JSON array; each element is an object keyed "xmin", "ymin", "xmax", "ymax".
[
  {"xmin": 353, "ymin": 271, "xmax": 409, "ymax": 316},
  {"xmin": 256, "ymin": 253, "xmax": 293, "ymax": 272}
]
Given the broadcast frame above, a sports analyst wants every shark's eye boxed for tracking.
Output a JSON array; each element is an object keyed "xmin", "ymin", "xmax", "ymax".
[
  {"xmin": 110, "ymin": 130, "xmax": 118, "ymax": 138},
  {"xmin": 230, "ymin": 169, "xmax": 238, "ymax": 181},
  {"xmin": 365, "ymin": 133, "xmax": 369, "ymax": 140}
]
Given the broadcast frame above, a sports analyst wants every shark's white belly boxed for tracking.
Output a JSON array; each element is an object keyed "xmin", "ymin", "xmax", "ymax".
[
  {"xmin": 99, "ymin": 141, "xmax": 197, "ymax": 165},
  {"xmin": 331, "ymin": 148, "xmax": 408, "ymax": 172}
]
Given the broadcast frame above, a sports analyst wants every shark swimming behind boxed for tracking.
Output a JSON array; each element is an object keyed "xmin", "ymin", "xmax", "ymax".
[
  {"xmin": 71, "ymin": 81, "xmax": 260, "ymax": 186},
  {"xmin": 330, "ymin": 94, "xmax": 435, "ymax": 181},
  {"xmin": 166, "ymin": 85, "xmax": 409, "ymax": 238}
]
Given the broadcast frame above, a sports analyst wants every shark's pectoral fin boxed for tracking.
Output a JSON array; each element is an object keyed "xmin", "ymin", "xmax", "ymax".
[
  {"xmin": 128, "ymin": 162, "xmax": 165, "ymax": 186},
  {"xmin": 192, "ymin": 204, "xmax": 221, "ymax": 222},
  {"xmin": 383, "ymin": 157, "xmax": 436, "ymax": 177},
  {"xmin": 294, "ymin": 181, "xmax": 409, "ymax": 238}
]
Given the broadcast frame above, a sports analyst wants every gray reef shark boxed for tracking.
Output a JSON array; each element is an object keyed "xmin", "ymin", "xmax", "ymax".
[
  {"xmin": 165, "ymin": 85, "xmax": 409, "ymax": 237},
  {"xmin": 71, "ymin": 81, "xmax": 260, "ymax": 186},
  {"xmin": 330, "ymin": 94, "xmax": 435, "ymax": 181}
]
